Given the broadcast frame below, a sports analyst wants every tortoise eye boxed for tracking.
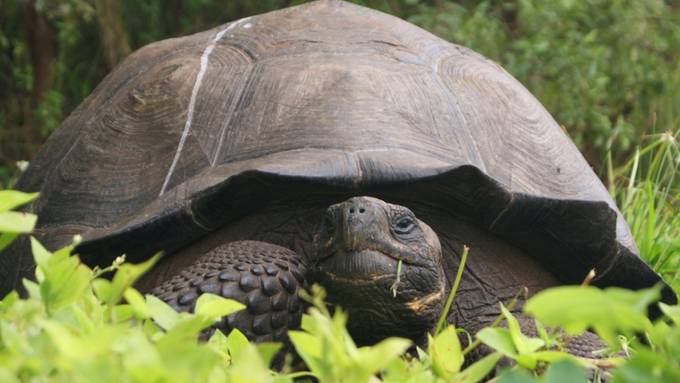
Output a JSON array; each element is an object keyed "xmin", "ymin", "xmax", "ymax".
[{"xmin": 393, "ymin": 217, "xmax": 416, "ymax": 235}]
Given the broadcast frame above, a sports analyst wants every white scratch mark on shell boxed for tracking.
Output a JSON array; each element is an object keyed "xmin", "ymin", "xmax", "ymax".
[{"xmin": 159, "ymin": 17, "xmax": 252, "ymax": 196}]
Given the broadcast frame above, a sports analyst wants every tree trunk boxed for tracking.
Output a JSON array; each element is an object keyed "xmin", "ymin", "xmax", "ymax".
[
  {"xmin": 26, "ymin": 0, "xmax": 55, "ymax": 103},
  {"xmin": 94, "ymin": 0, "xmax": 131, "ymax": 70}
]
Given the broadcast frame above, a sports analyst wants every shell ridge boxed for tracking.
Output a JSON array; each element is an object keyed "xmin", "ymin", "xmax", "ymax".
[
  {"xmin": 159, "ymin": 16, "xmax": 252, "ymax": 196},
  {"xmin": 211, "ymin": 64, "xmax": 257, "ymax": 167}
]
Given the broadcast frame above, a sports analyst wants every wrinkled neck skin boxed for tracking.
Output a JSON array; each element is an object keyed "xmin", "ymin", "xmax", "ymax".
[{"xmin": 139, "ymin": 195, "xmax": 559, "ymax": 344}]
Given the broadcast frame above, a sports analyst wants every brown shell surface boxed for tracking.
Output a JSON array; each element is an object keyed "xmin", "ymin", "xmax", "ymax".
[{"xmin": 3, "ymin": 0, "xmax": 667, "ymax": 299}]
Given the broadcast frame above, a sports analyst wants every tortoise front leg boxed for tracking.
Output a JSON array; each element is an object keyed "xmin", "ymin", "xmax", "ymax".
[{"xmin": 152, "ymin": 240, "xmax": 307, "ymax": 343}]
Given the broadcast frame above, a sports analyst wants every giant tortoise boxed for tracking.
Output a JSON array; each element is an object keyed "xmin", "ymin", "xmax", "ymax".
[{"xmin": 1, "ymin": 0, "xmax": 674, "ymax": 359}]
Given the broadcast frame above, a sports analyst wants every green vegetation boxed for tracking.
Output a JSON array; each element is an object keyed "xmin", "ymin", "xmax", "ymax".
[
  {"xmin": 0, "ymin": 0, "xmax": 678, "ymax": 381},
  {"xmin": 0, "ymin": 189, "xmax": 678, "ymax": 382},
  {"xmin": 607, "ymin": 129, "xmax": 679, "ymax": 293}
]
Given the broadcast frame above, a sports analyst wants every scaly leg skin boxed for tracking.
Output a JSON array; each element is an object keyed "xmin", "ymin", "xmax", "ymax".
[{"xmin": 151, "ymin": 240, "xmax": 307, "ymax": 343}]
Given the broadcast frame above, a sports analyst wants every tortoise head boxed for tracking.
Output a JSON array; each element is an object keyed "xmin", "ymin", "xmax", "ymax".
[{"xmin": 310, "ymin": 196, "xmax": 446, "ymax": 344}]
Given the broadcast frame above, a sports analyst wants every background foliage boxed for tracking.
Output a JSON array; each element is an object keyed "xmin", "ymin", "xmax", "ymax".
[{"xmin": 1, "ymin": 0, "xmax": 679, "ymax": 181}]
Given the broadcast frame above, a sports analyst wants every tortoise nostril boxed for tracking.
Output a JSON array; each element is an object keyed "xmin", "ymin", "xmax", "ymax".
[
  {"xmin": 359, "ymin": 208, "xmax": 365, "ymax": 213},
  {"xmin": 349, "ymin": 208, "xmax": 355, "ymax": 213}
]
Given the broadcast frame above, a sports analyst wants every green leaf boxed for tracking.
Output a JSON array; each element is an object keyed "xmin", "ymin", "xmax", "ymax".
[
  {"xmin": 39, "ymin": 319, "xmax": 83, "ymax": 359},
  {"xmin": 226, "ymin": 328, "xmax": 251, "ymax": 360},
  {"xmin": 0, "ymin": 190, "xmax": 38, "ymax": 212},
  {"xmin": 358, "ymin": 337, "xmax": 412, "ymax": 375},
  {"xmin": 22, "ymin": 277, "xmax": 40, "ymax": 299},
  {"xmin": 255, "ymin": 342, "xmax": 282, "ymax": 366},
  {"xmin": 659, "ymin": 302, "xmax": 680, "ymax": 326},
  {"xmin": 428, "ymin": 325, "xmax": 463, "ymax": 378},
  {"xmin": 0, "ymin": 232, "xmax": 18, "ymax": 252},
  {"xmin": 498, "ymin": 369, "xmax": 540, "ymax": 383},
  {"xmin": 543, "ymin": 359, "xmax": 588, "ymax": 383},
  {"xmin": 524, "ymin": 286, "xmax": 657, "ymax": 346},
  {"xmin": 208, "ymin": 329, "xmax": 230, "ymax": 362},
  {"xmin": 456, "ymin": 352, "xmax": 503, "ymax": 383},
  {"xmin": 225, "ymin": 338, "xmax": 271, "ymax": 383},
  {"xmin": 30, "ymin": 237, "xmax": 51, "ymax": 269},
  {"xmin": 194, "ymin": 293, "xmax": 245, "ymax": 322},
  {"xmin": 111, "ymin": 303, "xmax": 135, "ymax": 322},
  {"xmin": 500, "ymin": 304, "xmax": 544, "ymax": 355},
  {"xmin": 146, "ymin": 294, "xmax": 179, "ymax": 330},
  {"xmin": 288, "ymin": 330, "xmax": 325, "ymax": 375},
  {"xmin": 33, "ymin": 238, "xmax": 92, "ymax": 310},
  {"xmin": 533, "ymin": 350, "xmax": 581, "ymax": 365},
  {"xmin": 124, "ymin": 288, "xmax": 150, "ymax": 319},
  {"xmin": 91, "ymin": 278, "xmax": 112, "ymax": 302},
  {"xmin": 0, "ymin": 211, "xmax": 37, "ymax": 233},
  {"xmin": 107, "ymin": 253, "xmax": 161, "ymax": 305},
  {"xmin": 476, "ymin": 327, "xmax": 517, "ymax": 357}
]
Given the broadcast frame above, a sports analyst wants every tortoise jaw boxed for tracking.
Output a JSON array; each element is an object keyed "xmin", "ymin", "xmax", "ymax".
[{"xmin": 315, "ymin": 249, "xmax": 402, "ymax": 278}]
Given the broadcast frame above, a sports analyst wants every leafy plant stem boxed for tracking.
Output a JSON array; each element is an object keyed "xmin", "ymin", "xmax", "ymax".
[
  {"xmin": 391, "ymin": 259, "xmax": 403, "ymax": 298},
  {"xmin": 435, "ymin": 245, "xmax": 469, "ymax": 335},
  {"xmin": 462, "ymin": 287, "xmax": 527, "ymax": 355}
]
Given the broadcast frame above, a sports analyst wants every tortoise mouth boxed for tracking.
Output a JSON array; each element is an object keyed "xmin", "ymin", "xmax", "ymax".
[{"xmin": 315, "ymin": 249, "xmax": 401, "ymax": 278}]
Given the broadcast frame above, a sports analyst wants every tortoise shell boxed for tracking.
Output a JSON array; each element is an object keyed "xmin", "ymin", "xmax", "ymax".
[{"xmin": 1, "ymin": 0, "xmax": 671, "ymax": 305}]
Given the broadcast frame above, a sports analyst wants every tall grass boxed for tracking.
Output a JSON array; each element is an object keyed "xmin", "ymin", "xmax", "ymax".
[{"xmin": 607, "ymin": 128, "xmax": 680, "ymax": 295}]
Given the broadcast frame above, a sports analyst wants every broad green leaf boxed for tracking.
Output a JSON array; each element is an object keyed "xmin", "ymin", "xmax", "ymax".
[
  {"xmin": 476, "ymin": 327, "xmax": 517, "ymax": 357},
  {"xmin": 159, "ymin": 315, "xmax": 209, "ymax": 343},
  {"xmin": 455, "ymin": 352, "xmax": 503, "ymax": 383},
  {"xmin": 500, "ymin": 304, "xmax": 544, "ymax": 355},
  {"xmin": 524, "ymin": 286, "xmax": 657, "ymax": 346},
  {"xmin": 498, "ymin": 369, "xmax": 540, "ymax": 383},
  {"xmin": 516, "ymin": 354, "xmax": 538, "ymax": 370},
  {"xmin": 108, "ymin": 253, "xmax": 161, "ymax": 305},
  {"xmin": 659, "ymin": 302, "xmax": 680, "ymax": 326},
  {"xmin": 226, "ymin": 328, "xmax": 251, "ymax": 359},
  {"xmin": 146, "ymin": 294, "xmax": 179, "ymax": 330},
  {"xmin": 34, "ymin": 238, "xmax": 91, "ymax": 311},
  {"xmin": 428, "ymin": 325, "xmax": 463, "ymax": 378},
  {"xmin": 534, "ymin": 319, "xmax": 556, "ymax": 348},
  {"xmin": 0, "ymin": 211, "xmax": 37, "ymax": 233},
  {"xmin": 124, "ymin": 287, "xmax": 149, "ymax": 318},
  {"xmin": 288, "ymin": 330, "xmax": 326, "ymax": 377},
  {"xmin": 0, "ymin": 232, "xmax": 18, "ymax": 252},
  {"xmin": 22, "ymin": 278, "xmax": 40, "ymax": 299},
  {"xmin": 612, "ymin": 347, "xmax": 680, "ymax": 383},
  {"xmin": 0, "ymin": 211, "xmax": 38, "ymax": 234},
  {"xmin": 0, "ymin": 190, "xmax": 38, "ymax": 212},
  {"xmin": 30, "ymin": 237, "xmax": 51, "ymax": 270},
  {"xmin": 358, "ymin": 337, "xmax": 412, "ymax": 375},
  {"xmin": 0, "ymin": 290, "xmax": 18, "ymax": 311},
  {"xmin": 255, "ymin": 342, "xmax": 282, "ymax": 366},
  {"xmin": 543, "ymin": 359, "xmax": 588, "ymax": 383},
  {"xmin": 0, "ymin": 367, "xmax": 19, "ymax": 383},
  {"xmin": 194, "ymin": 293, "xmax": 245, "ymax": 322},
  {"xmin": 110, "ymin": 303, "xmax": 136, "ymax": 323},
  {"xmin": 208, "ymin": 329, "xmax": 230, "ymax": 362},
  {"xmin": 91, "ymin": 278, "xmax": 112, "ymax": 302},
  {"xmin": 288, "ymin": 330, "xmax": 321, "ymax": 359},
  {"xmin": 39, "ymin": 319, "xmax": 83, "ymax": 359},
  {"xmin": 225, "ymin": 339, "xmax": 271, "ymax": 383}
]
